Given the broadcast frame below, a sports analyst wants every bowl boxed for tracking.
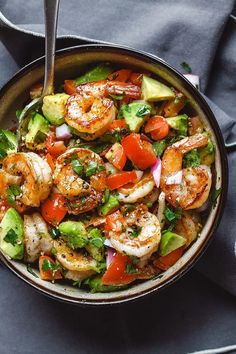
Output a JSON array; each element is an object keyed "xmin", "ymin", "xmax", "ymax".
[{"xmin": 0, "ymin": 44, "xmax": 228, "ymax": 305}]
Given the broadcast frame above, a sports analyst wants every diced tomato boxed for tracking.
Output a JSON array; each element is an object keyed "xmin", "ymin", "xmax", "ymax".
[
  {"xmin": 105, "ymin": 142, "xmax": 127, "ymax": 170},
  {"xmin": 109, "ymin": 119, "xmax": 127, "ymax": 132},
  {"xmin": 46, "ymin": 135, "xmax": 67, "ymax": 157},
  {"xmin": 154, "ymin": 247, "xmax": 184, "ymax": 271},
  {"xmin": 102, "ymin": 253, "xmax": 137, "ymax": 285},
  {"xmin": 108, "ymin": 69, "xmax": 132, "ymax": 82},
  {"xmin": 39, "ymin": 256, "xmax": 62, "ymax": 281},
  {"xmin": 129, "ymin": 72, "xmax": 143, "ymax": 86},
  {"xmin": 121, "ymin": 133, "xmax": 157, "ymax": 170},
  {"xmin": 105, "ymin": 211, "xmax": 125, "ymax": 233},
  {"xmin": 45, "ymin": 153, "xmax": 55, "ymax": 171},
  {"xmin": 145, "ymin": 116, "xmax": 169, "ymax": 140},
  {"xmin": 41, "ymin": 193, "xmax": 67, "ymax": 226},
  {"xmin": 64, "ymin": 80, "xmax": 77, "ymax": 95},
  {"xmin": 107, "ymin": 171, "xmax": 137, "ymax": 190}
]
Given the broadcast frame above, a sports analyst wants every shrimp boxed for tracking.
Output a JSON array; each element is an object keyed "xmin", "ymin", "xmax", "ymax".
[
  {"xmin": 76, "ymin": 80, "xmax": 141, "ymax": 99},
  {"xmin": 160, "ymin": 133, "xmax": 212, "ymax": 209},
  {"xmin": 65, "ymin": 80, "xmax": 141, "ymax": 141},
  {"xmin": 109, "ymin": 205, "xmax": 161, "ymax": 259},
  {"xmin": 53, "ymin": 148, "xmax": 106, "ymax": 214},
  {"xmin": 53, "ymin": 240, "xmax": 96, "ymax": 280},
  {"xmin": 0, "ymin": 152, "xmax": 52, "ymax": 207},
  {"xmin": 117, "ymin": 173, "xmax": 155, "ymax": 203},
  {"xmin": 174, "ymin": 211, "xmax": 202, "ymax": 246},
  {"xmin": 65, "ymin": 94, "xmax": 117, "ymax": 141},
  {"xmin": 24, "ymin": 213, "xmax": 53, "ymax": 262}
]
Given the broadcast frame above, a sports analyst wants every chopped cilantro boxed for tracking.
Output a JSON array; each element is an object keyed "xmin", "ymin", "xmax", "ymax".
[
  {"xmin": 183, "ymin": 149, "xmax": 200, "ymax": 168},
  {"xmin": 71, "ymin": 159, "xmax": 83, "ymax": 175},
  {"xmin": 6, "ymin": 185, "xmax": 21, "ymax": 205},
  {"xmin": 212, "ymin": 187, "xmax": 222, "ymax": 208},
  {"xmin": 3, "ymin": 228, "xmax": 18, "ymax": 246},
  {"xmin": 136, "ymin": 105, "xmax": 151, "ymax": 118},
  {"xmin": 80, "ymin": 196, "xmax": 87, "ymax": 205},
  {"xmin": 164, "ymin": 206, "xmax": 182, "ymax": 224},
  {"xmin": 125, "ymin": 263, "xmax": 138, "ymax": 274},
  {"xmin": 50, "ymin": 228, "xmax": 60, "ymax": 239},
  {"xmin": 129, "ymin": 226, "xmax": 142, "ymax": 238},
  {"xmin": 123, "ymin": 204, "xmax": 136, "ymax": 215},
  {"xmin": 42, "ymin": 258, "xmax": 62, "ymax": 272},
  {"xmin": 97, "ymin": 165, "xmax": 105, "ymax": 172},
  {"xmin": 181, "ymin": 62, "xmax": 192, "ymax": 74},
  {"xmin": 27, "ymin": 264, "xmax": 39, "ymax": 278},
  {"xmin": 85, "ymin": 161, "xmax": 98, "ymax": 177},
  {"xmin": 0, "ymin": 130, "xmax": 15, "ymax": 159},
  {"xmin": 102, "ymin": 189, "xmax": 110, "ymax": 204}
]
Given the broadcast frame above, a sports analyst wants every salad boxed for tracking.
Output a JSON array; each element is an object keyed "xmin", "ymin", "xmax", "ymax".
[{"xmin": 0, "ymin": 64, "xmax": 216, "ymax": 293}]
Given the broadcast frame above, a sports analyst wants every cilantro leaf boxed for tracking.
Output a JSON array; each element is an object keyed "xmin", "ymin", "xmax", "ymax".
[
  {"xmin": 27, "ymin": 264, "xmax": 39, "ymax": 278},
  {"xmin": 181, "ymin": 62, "xmax": 192, "ymax": 74},
  {"xmin": 164, "ymin": 206, "xmax": 182, "ymax": 230},
  {"xmin": 125, "ymin": 263, "xmax": 138, "ymax": 274},
  {"xmin": 183, "ymin": 149, "xmax": 200, "ymax": 168},
  {"xmin": 86, "ymin": 161, "xmax": 98, "ymax": 177},
  {"xmin": 212, "ymin": 187, "xmax": 222, "ymax": 208},
  {"xmin": 129, "ymin": 226, "xmax": 142, "ymax": 238},
  {"xmin": 6, "ymin": 185, "xmax": 21, "ymax": 205},
  {"xmin": 71, "ymin": 159, "xmax": 83, "ymax": 175},
  {"xmin": 136, "ymin": 105, "xmax": 151, "ymax": 118},
  {"xmin": 3, "ymin": 229, "xmax": 18, "ymax": 246},
  {"xmin": 42, "ymin": 258, "xmax": 61, "ymax": 272}
]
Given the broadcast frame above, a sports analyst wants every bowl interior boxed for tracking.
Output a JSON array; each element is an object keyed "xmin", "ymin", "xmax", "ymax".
[{"xmin": 0, "ymin": 45, "xmax": 227, "ymax": 305}]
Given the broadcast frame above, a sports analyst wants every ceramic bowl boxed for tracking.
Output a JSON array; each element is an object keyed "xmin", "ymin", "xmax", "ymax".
[{"xmin": 0, "ymin": 44, "xmax": 228, "ymax": 305}]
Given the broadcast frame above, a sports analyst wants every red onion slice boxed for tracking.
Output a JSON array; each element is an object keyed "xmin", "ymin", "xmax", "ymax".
[
  {"xmin": 106, "ymin": 247, "xmax": 116, "ymax": 268},
  {"xmin": 151, "ymin": 157, "xmax": 162, "ymax": 188},
  {"xmin": 166, "ymin": 170, "xmax": 183, "ymax": 185},
  {"xmin": 56, "ymin": 124, "xmax": 72, "ymax": 140}
]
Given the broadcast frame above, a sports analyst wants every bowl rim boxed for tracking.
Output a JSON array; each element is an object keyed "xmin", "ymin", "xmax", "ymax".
[{"xmin": 0, "ymin": 43, "xmax": 228, "ymax": 306}]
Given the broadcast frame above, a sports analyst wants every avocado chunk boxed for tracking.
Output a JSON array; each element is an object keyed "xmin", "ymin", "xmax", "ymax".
[
  {"xmin": 0, "ymin": 129, "xmax": 17, "ymax": 160},
  {"xmin": 199, "ymin": 135, "xmax": 215, "ymax": 166},
  {"xmin": 25, "ymin": 113, "xmax": 49, "ymax": 149},
  {"xmin": 119, "ymin": 102, "xmax": 152, "ymax": 132},
  {"xmin": 166, "ymin": 114, "xmax": 188, "ymax": 136},
  {"xmin": 100, "ymin": 194, "xmax": 120, "ymax": 216},
  {"xmin": 83, "ymin": 276, "xmax": 127, "ymax": 293},
  {"xmin": 42, "ymin": 93, "xmax": 69, "ymax": 125},
  {"xmin": 75, "ymin": 63, "xmax": 113, "ymax": 86},
  {"xmin": 159, "ymin": 231, "xmax": 186, "ymax": 256},
  {"xmin": 141, "ymin": 75, "xmax": 175, "ymax": 102},
  {"xmin": 0, "ymin": 208, "xmax": 24, "ymax": 260},
  {"xmin": 86, "ymin": 228, "xmax": 105, "ymax": 262},
  {"xmin": 58, "ymin": 221, "xmax": 88, "ymax": 249}
]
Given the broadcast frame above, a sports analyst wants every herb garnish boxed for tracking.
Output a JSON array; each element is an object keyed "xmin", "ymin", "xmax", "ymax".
[
  {"xmin": 42, "ymin": 258, "xmax": 62, "ymax": 273},
  {"xmin": 136, "ymin": 105, "xmax": 151, "ymax": 118},
  {"xmin": 6, "ymin": 185, "xmax": 21, "ymax": 205},
  {"xmin": 125, "ymin": 263, "xmax": 138, "ymax": 274},
  {"xmin": 0, "ymin": 130, "xmax": 15, "ymax": 160},
  {"xmin": 3, "ymin": 228, "xmax": 19, "ymax": 246},
  {"xmin": 212, "ymin": 187, "xmax": 222, "ymax": 208},
  {"xmin": 164, "ymin": 206, "xmax": 182, "ymax": 231},
  {"xmin": 72, "ymin": 159, "xmax": 83, "ymax": 175},
  {"xmin": 86, "ymin": 161, "xmax": 98, "ymax": 177},
  {"xmin": 27, "ymin": 264, "xmax": 39, "ymax": 278},
  {"xmin": 181, "ymin": 62, "xmax": 192, "ymax": 74},
  {"xmin": 129, "ymin": 226, "xmax": 142, "ymax": 238}
]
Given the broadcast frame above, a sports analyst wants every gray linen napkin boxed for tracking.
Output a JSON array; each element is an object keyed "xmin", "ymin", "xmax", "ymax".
[{"xmin": 0, "ymin": 1, "xmax": 236, "ymax": 354}]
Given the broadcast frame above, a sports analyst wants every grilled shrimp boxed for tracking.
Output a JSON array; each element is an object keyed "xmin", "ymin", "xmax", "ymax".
[
  {"xmin": 117, "ymin": 174, "xmax": 155, "ymax": 203},
  {"xmin": 0, "ymin": 152, "xmax": 52, "ymax": 207},
  {"xmin": 53, "ymin": 240, "xmax": 96, "ymax": 280},
  {"xmin": 24, "ymin": 213, "xmax": 53, "ymax": 262},
  {"xmin": 174, "ymin": 211, "xmax": 202, "ymax": 246},
  {"xmin": 65, "ymin": 94, "xmax": 117, "ymax": 141},
  {"xmin": 109, "ymin": 205, "xmax": 161, "ymax": 258},
  {"xmin": 76, "ymin": 80, "xmax": 141, "ymax": 99},
  {"xmin": 53, "ymin": 148, "xmax": 106, "ymax": 214},
  {"xmin": 160, "ymin": 133, "xmax": 212, "ymax": 209}
]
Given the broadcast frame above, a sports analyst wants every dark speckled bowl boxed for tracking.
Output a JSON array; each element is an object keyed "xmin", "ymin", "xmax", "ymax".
[{"xmin": 0, "ymin": 44, "xmax": 228, "ymax": 305}]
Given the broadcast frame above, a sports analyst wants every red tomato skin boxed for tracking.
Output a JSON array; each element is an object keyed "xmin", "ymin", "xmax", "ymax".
[
  {"xmin": 107, "ymin": 171, "xmax": 137, "ymax": 190},
  {"xmin": 102, "ymin": 253, "xmax": 137, "ymax": 285},
  {"xmin": 41, "ymin": 193, "xmax": 67, "ymax": 226},
  {"xmin": 39, "ymin": 255, "xmax": 62, "ymax": 281}
]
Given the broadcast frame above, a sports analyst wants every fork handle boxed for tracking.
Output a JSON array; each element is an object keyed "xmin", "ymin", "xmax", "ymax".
[{"xmin": 43, "ymin": 0, "xmax": 60, "ymax": 96}]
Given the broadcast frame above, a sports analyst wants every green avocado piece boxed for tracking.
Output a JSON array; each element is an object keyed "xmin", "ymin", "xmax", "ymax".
[
  {"xmin": 42, "ymin": 93, "xmax": 69, "ymax": 125},
  {"xmin": 119, "ymin": 102, "xmax": 152, "ymax": 132},
  {"xmin": 100, "ymin": 194, "xmax": 120, "ymax": 216},
  {"xmin": 199, "ymin": 135, "xmax": 215, "ymax": 166},
  {"xmin": 25, "ymin": 113, "xmax": 49, "ymax": 149},
  {"xmin": 0, "ymin": 208, "xmax": 24, "ymax": 260},
  {"xmin": 141, "ymin": 75, "xmax": 175, "ymax": 102},
  {"xmin": 83, "ymin": 276, "xmax": 127, "ymax": 293},
  {"xmin": 75, "ymin": 63, "xmax": 113, "ymax": 85},
  {"xmin": 58, "ymin": 221, "xmax": 88, "ymax": 249},
  {"xmin": 159, "ymin": 231, "xmax": 186, "ymax": 256},
  {"xmin": 166, "ymin": 114, "xmax": 188, "ymax": 136}
]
